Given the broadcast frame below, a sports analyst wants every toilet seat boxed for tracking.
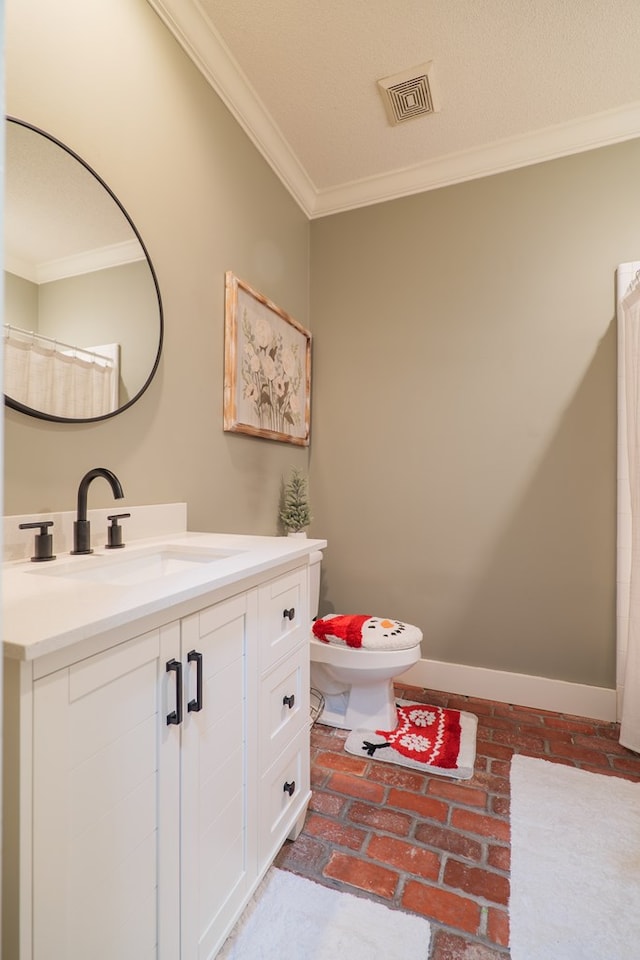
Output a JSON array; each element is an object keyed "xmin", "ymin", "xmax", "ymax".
[
  {"xmin": 310, "ymin": 635, "xmax": 420, "ymax": 670},
  {"xmin": 312, "ymin": 613, "xmax": 422, "ymax": 651}
]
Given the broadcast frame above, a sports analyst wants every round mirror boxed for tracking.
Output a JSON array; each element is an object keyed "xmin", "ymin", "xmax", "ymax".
[{"xmin": 4, "ymin": 117, "xmax": 163, "ymax": 422}]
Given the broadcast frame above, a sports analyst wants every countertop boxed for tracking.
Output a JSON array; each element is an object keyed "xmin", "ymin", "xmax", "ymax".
[{"xmin": 3, "ymin": 531, "xmax": 326, "ymax": 661}]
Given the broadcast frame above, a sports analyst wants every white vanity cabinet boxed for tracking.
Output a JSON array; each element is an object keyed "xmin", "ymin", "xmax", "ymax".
[{"xmin": 2, "ymin": 553, "xmax": 314, "ymax": 960}]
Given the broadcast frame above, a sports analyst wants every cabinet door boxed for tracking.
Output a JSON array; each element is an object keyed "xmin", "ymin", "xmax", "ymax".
[
  {"xmin": 180, "ymin": 591, "xmax": 258, "ymax": 960},
  {"xmin": 32, "ymin": 624, "xmax": 181, "ymax": 960}
]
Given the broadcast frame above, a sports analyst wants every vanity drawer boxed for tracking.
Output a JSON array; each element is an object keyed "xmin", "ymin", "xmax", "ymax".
[
  {"xmin": 258, "ymin": 567, "xmax": 308, "ymax": 670},
  {"xmin": 259, "ymin": 646, "xmax": 309, "ymax": 772},
  {"xmin": 258, "ymin": 728, "xmax": 311, "ymax": 866}
]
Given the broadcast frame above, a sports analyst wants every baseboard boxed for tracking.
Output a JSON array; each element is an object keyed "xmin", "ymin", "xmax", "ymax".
[{"xmin": 397, "ymin": 658, "xmax": 617, "ymax": 722}]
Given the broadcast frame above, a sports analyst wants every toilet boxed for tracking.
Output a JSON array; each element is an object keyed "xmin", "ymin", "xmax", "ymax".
[{"xmin": 308, "ymin": 551, "xmax": 422, "ymax": 730}]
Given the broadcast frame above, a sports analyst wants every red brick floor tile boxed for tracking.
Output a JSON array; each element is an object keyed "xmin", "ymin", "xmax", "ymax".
[
  {"xmin": 487, "ymin": 759, "xmax": 511, "ymax": 780},
  {"xmin": 315, "ymin": 750, "xmax": 369, "ymax": 774},
  {"xmin": 490, "ymin": 795, "xmax": 510, "ymax": 817},
  {"xmin": 414, "ymin": 822, "xmax": 483, "ymax": 862},
  {"xmin": 443, "ymin": 860, "xmax": 509, "ymax": 906},
  {"xmin": 326, "ymin": 771, "xmax": 386, "ymax": 802},
  {"xmin": 487, "ymin": 843, "xmax": 510, "ymax": 872},
  {"xmin": 542, "ymin": 715, "xmax": 599, "ymax": 735},
  {"xmin": 347, "ymin": 800, "xmax": 413, "ymax": 836},
  {"xmin": 367, "ymin": 835, "xmax": 441, "ymax": 881},
  {"xmin": 386, "ymin": 786, "xmax": 449, "ymax": 820},
  {"xmin": 304, "ymin": 813, "xmax": 367, "ymax": 850},
  {"xmin": 427, "ymin": 780, "xmax": 489, "ymax": 808},
  {"xmin": 430, "ymin": 929, "xmax": 507, "ymax": 959},
  {"xmin": 546, "ymin": 740, "xmax": 612, "ymax": 767},
  {"xmin": 487, "ymin": 907, "xmax": 510, "ymax": 948},
  {"xmin": 476, "ymin": 740, "xmax": 514, "ymax": 762},
  {"xmin": 323, "ymin": 851, "xmax": 399, "ymax": 898},
  {"xmin": 402, "ymin": 880, "xmax": 481, "ymax": 934},
  {"xmin": 274, "ymin": 833, "xmax": 327, "ymax": 874},
  {"xmin": 366, "ymin": 763, "xmax": 427, "ymax": 791},
  {"xmin": 308, "ymin": 789, "xmax": 347, "ymax": 816},
  {"xmin": 450, "ymin": 808, "xmax": 510, "ymax": 843}
]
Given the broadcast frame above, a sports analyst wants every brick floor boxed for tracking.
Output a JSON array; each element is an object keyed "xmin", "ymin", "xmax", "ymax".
[{"xmin": 274, "ymin": 684, "xmax": 640, "ymax": 959}]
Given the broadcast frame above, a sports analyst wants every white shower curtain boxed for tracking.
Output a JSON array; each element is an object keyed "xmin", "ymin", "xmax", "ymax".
[
  {"xmin": 4, "ymin": 326, "xmax": 117, "ymax": 419},
  {"xmin": 618, "ymin": 263, "xmax": 640, "ymax": 751}
]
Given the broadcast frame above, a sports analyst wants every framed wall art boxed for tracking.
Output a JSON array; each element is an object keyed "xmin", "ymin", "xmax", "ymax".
[{"xmin": 223, "ymin": 271, "xmax": 311, "ymax": 445}]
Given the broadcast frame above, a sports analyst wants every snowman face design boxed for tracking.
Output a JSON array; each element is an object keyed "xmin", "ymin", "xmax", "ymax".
[{"xmin": 365, "ymin": 617, "xmax": 409, "ymax": 640}]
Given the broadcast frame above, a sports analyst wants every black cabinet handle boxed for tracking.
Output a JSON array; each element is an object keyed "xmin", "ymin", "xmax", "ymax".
[
  {"xmin": 283, "ymin": 780, "xmax": 296, "ymax": 797},
  {"xmin": 187, "ymin": 649, "xmax": 203, "ymax": 712},
  {"xmin": 283, "ymin": 694, "xmax": 295, "ymax": 709},
  {"xmin": 166, "ymin": 659, "xmax": 183, "ymax": 725},
  {"xmin": 283, "ymin": 607, "xmax": 296, "ymax": 621}
]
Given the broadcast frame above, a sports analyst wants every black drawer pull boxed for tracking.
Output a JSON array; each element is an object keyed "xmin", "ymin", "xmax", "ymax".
[
  {"xmin": 283, "ymin": 607, "xmax": 296, "ymax": 621},
  {"xmin": 283, "ymin": 780, "xmax": 296, "ymax": 797},
  {"xmin": 283, "ymin": 694, "xmax": 295, "ymax": 709},
  {"xmin": 166, "ymin": 659, "xmax": 183, "ymax": 725},
  {"xmin": 187, "ymin": 649, "xmax": 203, "ymax": 712}
]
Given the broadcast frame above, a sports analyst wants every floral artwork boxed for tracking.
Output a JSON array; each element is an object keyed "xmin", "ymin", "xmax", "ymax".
[
  {"xmin": 241, "ymin": 305, "xmax": 302, "ymax": 434},
  {"xmin": 224, "ymin": 272, "xmax": 311, "ymax": 445}
]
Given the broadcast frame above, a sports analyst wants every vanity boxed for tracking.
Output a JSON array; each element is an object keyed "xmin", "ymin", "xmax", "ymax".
[{"xmin": 2, "ymin": 504, "xmax": 326, "ymax": 959}]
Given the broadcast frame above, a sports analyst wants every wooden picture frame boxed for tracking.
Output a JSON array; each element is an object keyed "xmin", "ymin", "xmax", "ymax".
[{"xmin": 223, "ymin": 272, "xmax": 311, "ymax": 445}]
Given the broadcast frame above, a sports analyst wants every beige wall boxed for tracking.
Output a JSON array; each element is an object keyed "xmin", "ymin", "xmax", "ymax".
[
  {"xmin": 311, "ymin": 141, "xmax": 640, "ymax": 689},
  {"xmin": 4, "ymin": 0, "xmax": 310, "ymax": 530}
]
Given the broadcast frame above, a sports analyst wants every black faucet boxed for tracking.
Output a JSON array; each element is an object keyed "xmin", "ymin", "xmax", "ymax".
[{"xmin": 71, "ymin": 467, "xmax": 125, "ymax": 555}]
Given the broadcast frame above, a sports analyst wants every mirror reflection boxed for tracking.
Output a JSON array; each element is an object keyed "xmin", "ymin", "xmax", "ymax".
[{"xmin": 4, "ymin": 118, "xmax": 163, "ymax": 421}]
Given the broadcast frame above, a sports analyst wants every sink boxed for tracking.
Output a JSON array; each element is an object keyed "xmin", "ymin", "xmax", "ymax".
[{"xmin": 28, "ymin": 544, "xmax": 243, "ymax": 586}]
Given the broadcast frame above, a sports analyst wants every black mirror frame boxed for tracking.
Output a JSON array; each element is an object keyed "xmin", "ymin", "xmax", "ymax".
[{"xmin": 4, "ymin": 117, "xmax": 164, "ymax": 423}]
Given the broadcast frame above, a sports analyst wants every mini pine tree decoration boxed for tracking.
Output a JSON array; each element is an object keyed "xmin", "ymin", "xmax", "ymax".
[{"xmin": 280, "ymin": 468, "xmax": 312, "ymax": 533}]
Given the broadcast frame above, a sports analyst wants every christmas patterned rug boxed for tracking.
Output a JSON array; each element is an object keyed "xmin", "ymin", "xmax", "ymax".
[{"xmin": 344, "ymin": 700, "xmax": 478, "ymax": 780}]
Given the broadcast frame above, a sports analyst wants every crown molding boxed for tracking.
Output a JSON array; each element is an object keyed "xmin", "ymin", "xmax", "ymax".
[
  {"xmin": 310, "ymin": 101, "xmax": 640, "ymax": 218},
  {"xmin": 147, "ymin": 2, "xmax": 640, "ymax": 220}
]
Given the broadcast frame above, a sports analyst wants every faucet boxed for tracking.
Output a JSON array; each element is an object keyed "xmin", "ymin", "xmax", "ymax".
[{"xmin": 71, "ymin": 467, "xmax": 125, "ymax": 555}]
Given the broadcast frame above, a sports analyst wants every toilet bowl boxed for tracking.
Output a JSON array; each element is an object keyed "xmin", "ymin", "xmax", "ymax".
[
  {"xmin": 308, "ymin": 552, "xmax": 422, "ymax": 730},
  {"xmin": 310, "ymin": 637, "xmax": 421, "ymax": 729}
]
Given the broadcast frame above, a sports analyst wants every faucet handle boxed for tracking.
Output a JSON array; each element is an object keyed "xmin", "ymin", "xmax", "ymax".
[
  {"xmin": 106, "ymin": 513, "xmax": 131, "ymax": 549},
  {"xmin": 19, "ymin": 520, "xmax": 56, "ymax": 562}
]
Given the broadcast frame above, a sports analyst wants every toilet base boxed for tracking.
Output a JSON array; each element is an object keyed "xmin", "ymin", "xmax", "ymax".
[
  {"xmin": 315, "ymin": 679, "xmax": 399, "ymax": 731},
  {"xmin": 316, "ymin": 692, "xmax": 350, "ymax": 728}
]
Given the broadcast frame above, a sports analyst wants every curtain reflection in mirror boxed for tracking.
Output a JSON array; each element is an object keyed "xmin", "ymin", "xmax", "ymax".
[{"xmin": 4, "ymin": 324, "xmax": 119, "ymax": 418}]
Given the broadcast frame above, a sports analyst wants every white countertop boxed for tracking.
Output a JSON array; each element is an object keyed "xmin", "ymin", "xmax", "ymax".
[{"xmin": 3, "ymin": 530, "xmax": 326, "ymax": 662}]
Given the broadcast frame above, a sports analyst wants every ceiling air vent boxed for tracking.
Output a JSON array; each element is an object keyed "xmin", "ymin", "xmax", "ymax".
[{"xmin": 377, "ymin": 61, "xmax": 439, "ymax": 126}]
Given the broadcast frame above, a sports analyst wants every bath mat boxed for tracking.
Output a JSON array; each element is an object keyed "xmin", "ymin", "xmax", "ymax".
[
  {"xmin": 218, "ymin": 866, "xmax": 431, "ymax": 959},
  {"xmin": 344, "ymin": 699, "xmax": 477, "ymax": 779},
  {"xmin": 510, "ymin": 755, "xmax": 640, "ymax": 959}
]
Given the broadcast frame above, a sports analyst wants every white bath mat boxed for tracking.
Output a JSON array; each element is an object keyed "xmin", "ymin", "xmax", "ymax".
[
  {"xmin": 344, "ymin": 700, "xmax": 478, "ymax": 779},
  {"xmin": 510, "ymin": 755, "xmax": 640, "ymax": 959},
  {"xmin": 218, "ymin": 867, "xmax": 431, "ymax": 959}
]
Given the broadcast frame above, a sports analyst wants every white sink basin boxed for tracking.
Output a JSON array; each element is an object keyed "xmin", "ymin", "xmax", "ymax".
[{"xmin": 29, "ymin": 544, "xmax": 243, "ymax": 586}]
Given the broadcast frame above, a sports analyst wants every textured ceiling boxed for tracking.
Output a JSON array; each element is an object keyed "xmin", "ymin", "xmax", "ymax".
[{"xmin": 150, "ymin": 0, "xmax": 640, "ymax": 217}]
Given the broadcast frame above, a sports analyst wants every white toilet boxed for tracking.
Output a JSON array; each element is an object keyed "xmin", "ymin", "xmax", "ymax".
[{"xmin": 308, "ymin": 551, "xmax": 422, "ymax": 730}]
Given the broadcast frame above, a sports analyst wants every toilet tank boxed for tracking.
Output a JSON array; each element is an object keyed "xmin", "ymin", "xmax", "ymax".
[{"xmin": 309, "ymin": 550, "xmax": 323, "ymax": 619}]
